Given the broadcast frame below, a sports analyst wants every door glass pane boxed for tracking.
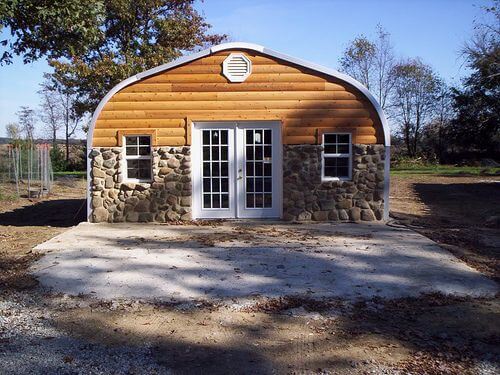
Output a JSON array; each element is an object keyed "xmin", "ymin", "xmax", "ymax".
[
  {"xmin": 244, "ymin": 129, "xmax": 272, "ymax": 209},
  {"xmin": 201, "ymin": 129, "xmax": 230, "ymax": 210},
  {"xmin": 246, "ymin": 194, "xmax": 254, "ymax": 208},
  {"xmin": 221, "ymin": 194, "xmax": 229, "ymax": 209}
]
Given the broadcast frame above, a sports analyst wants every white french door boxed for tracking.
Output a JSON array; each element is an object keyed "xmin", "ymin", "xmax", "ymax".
[{"xmin": 192, "ymin": 122, "xmax": 282, "ymax": 219}]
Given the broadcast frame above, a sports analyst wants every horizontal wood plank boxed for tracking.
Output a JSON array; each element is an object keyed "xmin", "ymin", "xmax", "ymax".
[
  {"xmin": 142, "ymin": 73, "xmax": 326, "ymax": 84},
  {"xmin": 111, "ymin": 90, "xmax": 354, "ymax": 102},
  {"xmin": 95, "ymin": 119, "xmax": 184, "ymax": 128},
  {"xmin": 103, "ymin": 99, "xmax": 368, "ymax": 111},
  {"xmin": 285, "ymin": 127, "xmax": 376, "ymax": 137},
  {"xmin": 99, "ymin": 108, "xmax": 371, "ymax": 120}
]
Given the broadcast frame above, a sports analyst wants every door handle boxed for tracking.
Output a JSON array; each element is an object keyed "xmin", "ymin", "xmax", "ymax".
[{"xmin": 237, "ymin": 168, "xmax": 243, "ymax": 180}]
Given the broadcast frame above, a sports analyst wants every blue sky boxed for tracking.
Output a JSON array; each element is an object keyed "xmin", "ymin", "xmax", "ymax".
[{"xmin": 0, "ymin": 0, "xmax": 492, "ymax": 137}]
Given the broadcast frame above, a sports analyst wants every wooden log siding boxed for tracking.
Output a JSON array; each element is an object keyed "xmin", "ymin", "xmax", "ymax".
[{"xmin": 93, "ymin": 50, "xmax": 384, "ymax": 147}]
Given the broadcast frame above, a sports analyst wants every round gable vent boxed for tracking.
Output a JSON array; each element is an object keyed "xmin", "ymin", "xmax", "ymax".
[{"xmin": 222, "ymin": 53, "xmax": 252, "ymax": 83}]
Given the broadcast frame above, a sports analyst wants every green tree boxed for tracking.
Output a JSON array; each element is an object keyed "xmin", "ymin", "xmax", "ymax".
[
  {"xmin": 49, "ymin": 0, "xmax": 226, "ymax": 115},
  {"xmin": 449, "ymin": 0, "xmax": 500, "ymax": 155},
  {"xmin": 2, "ymin": 0, "xmax": 226, "ymax": 115},
  {"xmin": 0, "ymin": 0, "xmax": 104, "ymax": 64}
]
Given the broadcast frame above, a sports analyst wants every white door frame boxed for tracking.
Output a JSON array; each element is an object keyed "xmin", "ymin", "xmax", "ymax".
[{"xmin": 191, "ymin": 121, "xmax": 282, "ymax": 219}]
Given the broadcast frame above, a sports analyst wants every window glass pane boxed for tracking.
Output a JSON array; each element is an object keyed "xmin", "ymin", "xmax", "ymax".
[
  {"xmin": 125, "ymin": 136, "xmax": 137, "ymax": 146},
  {"xmin": 127, "ymin": 168, "xmax": 138, "ymax": 179},
  {"xmin": 138, "ymin": 167, "xmax": 151, "ymax": 180},
  {"xmin": 325, "ymin": 157, "xmax": 337, "ymax": 167},
  {"xmin": 337, "ymin": 167, "xmax": 349, "ymax": 178},
  {"xmin": 139, "ymin": 136, "xmax": 150, "ymax": 146},
  {"xmin": 324, "ymin": 134, "xmax": 337, "ymax": 144},
  {"xmin": 324, "ymin": 145, "xmax": 336, "ymax": 154},
  {"xmin": 324, "ymin": 167, "xmax": 336, "ymax": 177},
  {"xmin": 126, "ymin": 146, "xmax": 138, "ymax": 156},
  {"xmin": 139, "ymin": 146, "xmax": 150, "ymax": 156},
  {"xmin": 338, "ymin": 144, "xmax": 350, "ymax": 154},
  {"xmin": 337, "ymin": 157, "xmax": 349, "ymax": 167},
  {"xmin": 138, "ymin": 160, "xmax": 151, "ymax": 179},
  {"xmin": 338, "ymin": 134, "xmax": 350, "ymax": 143}
]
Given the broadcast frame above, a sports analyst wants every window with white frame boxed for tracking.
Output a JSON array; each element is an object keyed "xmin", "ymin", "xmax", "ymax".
[
  {"xmin": 322, "ymin": 133, "xmax": 352, "ymax": 180},
  {"xmin": 124, "ymin": 135, "xmax": 152, "ymax": 181}
]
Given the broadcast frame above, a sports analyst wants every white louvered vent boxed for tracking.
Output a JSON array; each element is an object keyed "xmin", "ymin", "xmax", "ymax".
[{"xmin": 222, "ymin": 53, "xmax": 252, "ymax": 82}]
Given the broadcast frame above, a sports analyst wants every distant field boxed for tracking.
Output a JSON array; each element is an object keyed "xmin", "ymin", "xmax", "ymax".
[{"xmin": 391, "ymin": 165, "xmax": 500, "ymax": 176}]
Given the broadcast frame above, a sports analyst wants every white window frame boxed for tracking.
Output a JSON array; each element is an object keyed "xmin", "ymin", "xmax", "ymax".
[
  {"xmin": 321, "ymin": 132, "xmax": 352, "ymax": 181},
  {"xmin": 122, "ymin": 135, "xmax": 153, "ymax": 183}
]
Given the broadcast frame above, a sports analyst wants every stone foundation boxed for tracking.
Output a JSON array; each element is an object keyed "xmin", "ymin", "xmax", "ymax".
[
  {"xmin": 89, "ymin": 146, "xmax": 191, "ymax": 223},
  {"xmin": 283, "ymin": 144, "xmax": 385, "ymax": 222}
]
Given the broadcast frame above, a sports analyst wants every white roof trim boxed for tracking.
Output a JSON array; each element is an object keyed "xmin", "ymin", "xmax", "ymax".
[{"xmin": 87, "ymin": 41, "xmax": 390, "ymax": 149}]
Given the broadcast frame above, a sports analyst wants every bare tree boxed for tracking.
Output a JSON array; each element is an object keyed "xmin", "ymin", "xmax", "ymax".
[
  {"xmin": 391, "ymin": 58, "xmax": 440, "ymax": 157},
  {"xmin": 16, "ymin": 106, "xmax": 37, "ymax": 142},
  {"xmin": 339, "ymin": 35, "xmax": 375, "ymax": 90},
  {"xmin": 373, "ymin": 25, "xmax": 396, "ymax": 110},
  {"xmin": 60, "ymin": 88, "xmax": 81, "ymax": 164},
  {"xmin": 38, "ymin": 80, "xmax": 62, "ymax": 147},
  {"xmin": 339, "ymin": 25, "xmax": 396, "ymax": 110}
]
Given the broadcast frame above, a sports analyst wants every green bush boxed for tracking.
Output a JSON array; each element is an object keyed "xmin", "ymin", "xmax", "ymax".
[{"xmin": 50, "ymin": 146, "xmax": 67, "ymax": 172}]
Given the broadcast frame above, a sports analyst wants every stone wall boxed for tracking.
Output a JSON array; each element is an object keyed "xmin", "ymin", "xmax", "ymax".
[
  {"xmin": 283, "ymin": 144, "xmax": 385, "ymax": 222},
  {"xmin": 88, "ymin": 143, "xmax": 385, "ymax": 223},
  {"xmin": 89, "ymin": 147, "xmax": 191, "ymax": 223}
]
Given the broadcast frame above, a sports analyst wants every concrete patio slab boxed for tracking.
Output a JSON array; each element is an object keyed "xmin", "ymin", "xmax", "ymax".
[{"xmin": 32, "ymin": 222, "xmax": 498, "ymax": 301}]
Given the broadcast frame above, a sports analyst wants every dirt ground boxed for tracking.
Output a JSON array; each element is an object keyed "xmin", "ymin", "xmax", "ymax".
[{"xmin": 0, "ymin": 175, "xmax": 499, "ymax": 374}]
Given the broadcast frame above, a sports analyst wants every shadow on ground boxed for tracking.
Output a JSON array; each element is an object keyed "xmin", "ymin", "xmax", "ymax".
[
  {"xmin": 0, "ymin": 198, "xmax": 86, "ymax": 227},
  {"xmin": 391, "ymin": 180, "xmax": 500, "ymax": 280}
]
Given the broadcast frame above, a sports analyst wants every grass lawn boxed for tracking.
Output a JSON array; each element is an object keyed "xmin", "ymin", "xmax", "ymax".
[
  {"xmin": 53, "ymin": 171, "xmax": 86, "ymax": 177},
  {"xmin": 391, "ymin": 165, "xmax": 500, "ymax": 176}
]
